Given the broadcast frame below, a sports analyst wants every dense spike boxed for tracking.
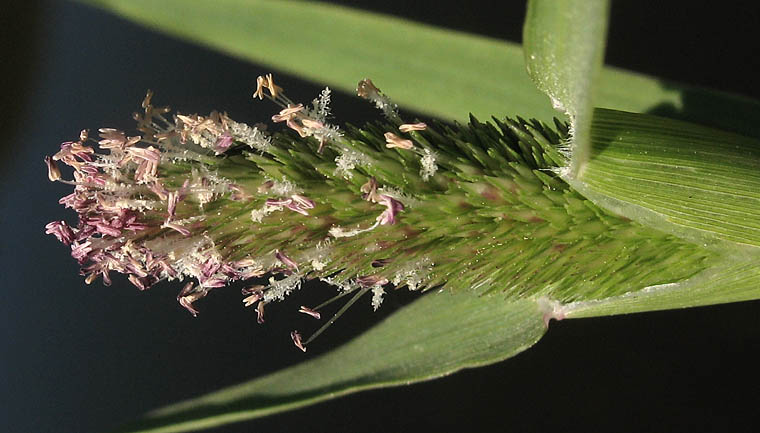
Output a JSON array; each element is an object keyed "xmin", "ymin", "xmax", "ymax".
[{"xmin": 46, "ymin": 84, "xmax": 714, "ymax": 344}]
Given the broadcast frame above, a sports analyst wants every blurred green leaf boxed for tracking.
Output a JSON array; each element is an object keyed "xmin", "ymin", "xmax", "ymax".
[
  {"xmin": 523, "ymin": 0, "xmax": 609, "ymax": 176},
  {"xmin": 85, "ymin": 0, "xmax": 551, "ymax": 122},
  {"xmin": 114, "ymin": 291, "xmax": 546, "ymax": 433},
  {"xmin": 84, "ymin": 0, "xmax": 760, "ymax": 138}
]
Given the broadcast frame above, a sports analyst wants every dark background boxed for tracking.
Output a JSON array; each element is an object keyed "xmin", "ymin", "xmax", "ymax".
[{"xmin": 2, "ymin": 1, "xmax": 760, "ymax": 432}]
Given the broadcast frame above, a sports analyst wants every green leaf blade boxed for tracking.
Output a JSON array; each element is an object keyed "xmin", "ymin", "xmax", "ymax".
[
  {"xmin": 557, "ymin": 109, "xmax": 760, "ymax": 318},
  {"xmin": 570, "ymin": 108, "xmax": 760, "ymax": 250},
  {"xmin": 85, "ymin": 0, "xmax": 760, "ymax": 138},
  {"xmin": 114, "ymin": 292, "xmax": 546, "ymax": 433}
]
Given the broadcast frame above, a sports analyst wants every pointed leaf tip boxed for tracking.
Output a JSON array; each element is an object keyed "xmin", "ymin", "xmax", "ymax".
[{"xmin": 116, "ymin": 291, "xmax": 546, "ymax": 433}]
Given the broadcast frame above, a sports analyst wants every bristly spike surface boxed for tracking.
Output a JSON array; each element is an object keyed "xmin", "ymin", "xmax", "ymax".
[{"xmin": 46, "ymin": 76, "xmax": 715, "ymax": 346}]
